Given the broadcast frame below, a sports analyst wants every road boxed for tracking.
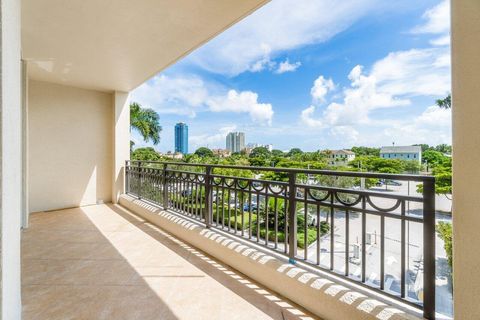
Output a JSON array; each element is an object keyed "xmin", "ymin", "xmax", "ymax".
[{"xmin": 299, "ymin": 182, "xmax": 453, "ymax": 319}]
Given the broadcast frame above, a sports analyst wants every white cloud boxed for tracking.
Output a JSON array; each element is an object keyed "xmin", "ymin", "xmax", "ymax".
[
  {"xmin": 275, "ymin": 59, "xmax": 302, "ymax": 74},
  {"xmin": 329, "ymin": 126, "xmax": 359, "ymax": 145},
  {"xmin": 190, "ymin": 125, "xmax": 237, "ymax": 150},
  {"xmin": 187, "ymin": 0, "xmax": 384, "ymax": 76},
  {"xmin": 383, "ymin": 105, "xmax": 451, "ymax": 145},
  {"xmin": 131, "ymin": 74, "xmax": 210, "ymax": 117},
  {"xmin": 411, "ymin": 0, "xmax": 450, "ymax": 46},
  {"xmin": 371, "ymin": 48, "xmax": 451, "ymax": 96},
  {"xmin": 207, "ymin": 90, "xmax": 274, "ymax": 126},
  {"xmin": 311, "ymin": 75, "xmax": 335, "ymax": 102},
  {"xmin": 301, "ymin": 47, "xmax": 450, "ymax": 128},
  {"xmin": 300, "ymin": 106, "xmax": 324, "ymax": 127},
  {"xmin": 132, "ymin": 74, "xmax": 274, "ymax": 126},
  {"xmin": 248, "ymin": 44, "xmax": 277, "ymax": 72},
  {"xmin": 430, "ymin": 35, "xmax": 450, "ymax": 46}
]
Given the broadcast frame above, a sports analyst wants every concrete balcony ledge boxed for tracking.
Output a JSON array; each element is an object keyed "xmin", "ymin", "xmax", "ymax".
[{"xmin": 119, "ymin": 194, "xmax": 423, "ymax": 320}]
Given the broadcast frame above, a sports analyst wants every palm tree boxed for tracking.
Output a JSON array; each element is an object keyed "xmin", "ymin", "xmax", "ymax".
[
  {"xmin": 130, "ymin": 102, "xmax": 161, "ymax": 146},
  {"xmin": 436, "ymin": 94, "xmax": 451, "ymax": 109}
]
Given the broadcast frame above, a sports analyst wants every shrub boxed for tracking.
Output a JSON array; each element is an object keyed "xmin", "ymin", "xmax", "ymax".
[
  {"xmin": 320, "ymin": 221, "xmax": 330, "ymax": 234},
  {"xmin": 437, "ymin": 222, "xmax": 452, "ymax": 270},
  {"xmin": 254, "ymin": 223, "xmax": 329, "ymax": 249},
  {"xmin": 212, "ymin": 205, "xmax": 256, "ymax": 230}
]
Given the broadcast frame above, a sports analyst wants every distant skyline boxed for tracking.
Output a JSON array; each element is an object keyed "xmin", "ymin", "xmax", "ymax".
[
  {"xmin": 131, "ymin": 0, "xmax": 451, "ymax": 153},
  {"xmin": 226, "ymin": 131, "xmax": 246, "ymax": 153},
  {"xmin": 174, "ymin": 123, "xmax": 188, "ymax": 154}
]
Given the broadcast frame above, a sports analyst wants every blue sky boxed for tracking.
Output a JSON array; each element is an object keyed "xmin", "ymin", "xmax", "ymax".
[{"xmin": 131, "ymin": 0, "xmax": 451, "ymax": 153}]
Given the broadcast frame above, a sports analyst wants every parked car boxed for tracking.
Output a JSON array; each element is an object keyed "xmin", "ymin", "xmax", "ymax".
[
  {"xmin": 252, "ymin": 181, "xmax": 263, "ymax": 189},
  {"xmin": 181, "ymin": 189, "xmax": 192, "ymax": 197},
  {"xmin": 385, "ymin": 179, "xmax": 402, "ymax": 186},
  {"xmin": 243, "ymin": 202, "xmax": 258, "ymax": 211}
]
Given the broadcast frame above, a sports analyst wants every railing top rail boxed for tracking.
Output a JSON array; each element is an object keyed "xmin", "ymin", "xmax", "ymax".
[
  {"xmin": 297, "ymin": 183, "xmax": 424, "ymax": 202},
  {"xmin": 126, "ymin": 160, "xmax": 434, "ymax": 182}
]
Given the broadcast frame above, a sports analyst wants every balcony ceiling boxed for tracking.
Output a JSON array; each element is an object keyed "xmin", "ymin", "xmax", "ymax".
[{"xmin": 22, "ymin": 0, "xmax": 269, "ymax": 92}]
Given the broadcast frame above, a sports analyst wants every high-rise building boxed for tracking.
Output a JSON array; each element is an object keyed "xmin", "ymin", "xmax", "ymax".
[
  {"xmin": 226, "ymin": 132, "xmax": 245, "ymax": 153},
  {"xmin": 174, "ymin": 123, "xmax": 188, "ymax": 154}
]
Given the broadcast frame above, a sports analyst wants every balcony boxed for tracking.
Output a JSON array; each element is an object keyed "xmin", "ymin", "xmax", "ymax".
[
  {"xmin": 22, "ymin": 204, "xmax": 316, "ymax": 320},
  {"xmin": 0, "ymin": 0, "xmax": 478, "ymax": 319},
  {"xmin": 119, "ymin": 161, "xmax": 438, "ymax": 319}
]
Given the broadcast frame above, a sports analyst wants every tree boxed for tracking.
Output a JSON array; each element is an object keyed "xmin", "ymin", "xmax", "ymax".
[
  {"xmin": 413, "ymin": 143, "xmax": 451, "ymax": 154},
  {"xmin": 349, "ymin": 156, "xmax": 405, "ymax": 174},
  {"xmin": 404, "ymin": 160, "xmax": 421, "ymax": 173},
  {"xmin": 130, "ymin": 102, "xmax": 162, "ymax": 145},
  {"xmin": 414, "ymin": 144, "xmax": 431, "ymax": 153},
  {"xmin": 249, "ymin": 157, "xmax": 269, "ymax": 167},
  {"xmin": 131, "ymin": 147, "xmax": 161, "ymax": 161},
  {"xmin": 350, "ymin": 146, "xmax": 380, "ymax": 157},
  {"xmin": 249, "ymin": 147, "xmax": 270, "ymax": 158},
  {"xmin": 437, "ymin": 222, "xmax": 452, "ymax": 269},
  {"xmin": 434, "ymin": 166, "xmax": 452, "ymax": 196},
  {"xmin": 423, "ymin": 150, "xmax": 447, "ymax": 169},
  {"xmin": 435, "ymin": 144, "xmax": 452, "ymax": 154},
  {"xmin": 287, "ymin": 148, "xmax": 303, "ymax": 157},
  {"xmin": 417, "ymin": 155, "xmax": 452, "ymax": 201},
  {"xmin": 271, "ymin": 149, "xmax": 285, "ymax": 157},
  {"xmin": 194, "ymin": 147, "xmax": 214, "ymax": 158},
  {"xmin": 299, "ymin": 150, "xmax": 326, "ymax": 162},
  {"xmin": 436, "ymin": 94, "xmax": 451, "ymax": 109}
]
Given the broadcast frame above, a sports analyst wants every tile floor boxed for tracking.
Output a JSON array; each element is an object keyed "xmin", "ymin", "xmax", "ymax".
[{"xmin": 22, "ymin": 204, "xmax": 319, "ymax": 320}]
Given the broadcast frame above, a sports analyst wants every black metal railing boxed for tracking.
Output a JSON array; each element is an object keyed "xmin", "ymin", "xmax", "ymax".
[{"xmin": 125, "ymin": 160, "xmax": 436, "ymax": 319}]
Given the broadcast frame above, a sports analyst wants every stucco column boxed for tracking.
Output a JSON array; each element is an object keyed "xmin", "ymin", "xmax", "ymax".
[
  {"xmin": 0, "ymin": 0, "xmax": 22, "ymax": 318},
  {"xmin": 451, "ymin": 1, "xmax": 480, "ymax": 318},
  {"xmin": 112, "ymin": 91, "xmax": 130, "ymax": 203},
  {"xmin": 21, "ymin": 60, "xmax": 29, "ymax": 228}
]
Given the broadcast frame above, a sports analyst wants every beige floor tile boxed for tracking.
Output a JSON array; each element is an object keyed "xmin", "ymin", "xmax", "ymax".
[{"xmin": 22, "ymin": 204, "xmax": 319, "ymax": 320}]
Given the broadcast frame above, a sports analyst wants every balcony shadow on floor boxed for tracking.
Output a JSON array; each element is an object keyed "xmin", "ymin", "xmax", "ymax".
[
  {"xmin": 108, "ymin": 204, "xmax": 319, "ymax": 320},
  {"xmin": 22, "ymin": 206, "xmax": 182, "ymax": 320}
]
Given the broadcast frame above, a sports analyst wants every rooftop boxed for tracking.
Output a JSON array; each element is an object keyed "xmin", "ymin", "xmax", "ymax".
[
  {"xmin": 330, "ymin": 149, "xmax": 356, "ymax": 155},
  {"xmin": 380, "ymin": 146, "xmax": 422, "ymax": 154}
]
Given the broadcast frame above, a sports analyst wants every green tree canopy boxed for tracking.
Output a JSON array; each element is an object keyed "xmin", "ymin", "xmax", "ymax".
[
  {"xmin": 287, "ymin": 148, "xmax": 303, "ymax": 157},
  {"xmin": 249, "ymin": 147, "xmax": 271, "ymax": 158},
  {"xmin": 437, "ymin": 222, "xmax": 452, "ymax": 269},
  {"xmin": 417, "ymin": 155, "xmax": 451, "ymax": 197},
  {"xmin": 194, "ymin": 147, "xmax": 214, "ymax": 158},
  {"xmin": 403, "ymin": 160, "xmax": 421, "ymax": 173},
  {"xmin": 349, "ymin": 156, "xmax": 405, "ymax": 174},
  {"xmin": 414, "ymin": 144, "xmax": 431, "ymax": 153},
  {"xmin": 434, "ymin": 144, "xmax": 452, "ymax": 154},
  {"xmin": 423, "ymin": 150, "xmax": 447, "ymax": 167},
  {"xmin": 131, "ymin": 147, "xmax": 161, "ymax": 161},
  {"xmin": 130, "ymin": 102, "xmax": 162, "ymax": 145},
  {"xmin": 271, "ymin": 149, "xmax": 285, "ymax": 157},
  {"xmin": 436, "ymin": 94, "xmax": 451, "ymax": 109},
  {"xmin": 350, "ymin": 146, "xmax": 380, "ymax": 157}
]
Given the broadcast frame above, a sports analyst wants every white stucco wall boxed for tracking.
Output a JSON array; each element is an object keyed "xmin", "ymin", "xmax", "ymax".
[
  {"xmin": 451, "ymin": 1, "xmax": 480, "ymax": 318},
  {"xmin": 28, "ymin": 80, "xmax": 113, "ymax": 212},
  {"xmin": 1, "ymin": 0, "xmax": 22, "ymax": 318},
  {"xmin": 112, "ymin": 92, "xmax": 130, "ymax": 203}
]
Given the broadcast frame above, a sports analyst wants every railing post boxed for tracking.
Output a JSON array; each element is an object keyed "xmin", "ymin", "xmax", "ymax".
[
  {"xmin": 137, "ymin": 161, "xmax": 142, "ymax": 200},
  {"xmin": 423, "ymin": 177, "xmax": 436, "ymax": 319},
  {"xmin": 288, "ymin": 171, "xmax": 297, "ymax": 263},
  {"xmin": 204, "ymin": 166, "xmax": 213, "ymax": 228},
  {"xmin": 162, "ymin": 163, "xmax": 168, "ymax": 209},
  {"xmin": 125, "ymin": 160, "xmax": 129, "ymax": 194}
]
